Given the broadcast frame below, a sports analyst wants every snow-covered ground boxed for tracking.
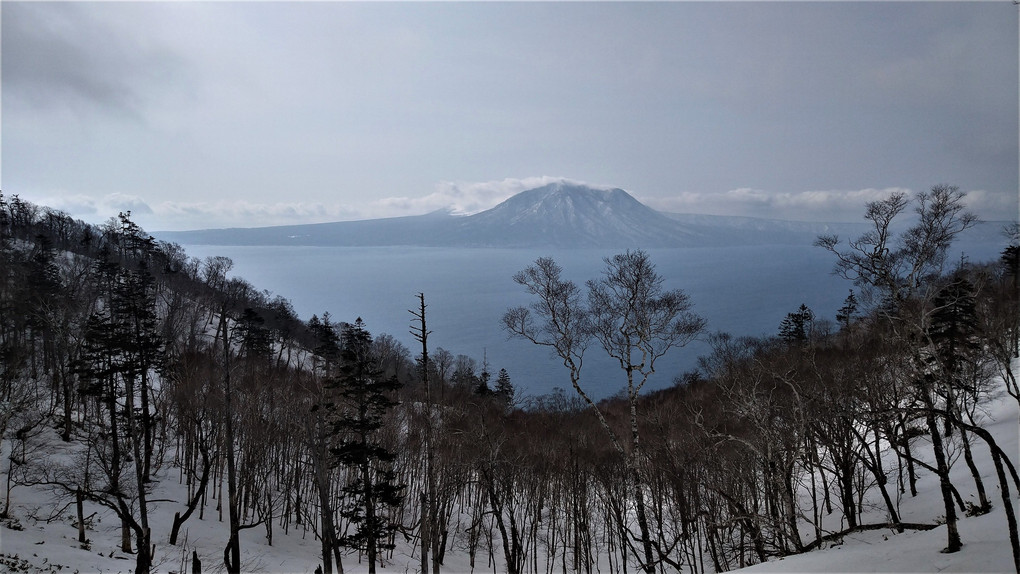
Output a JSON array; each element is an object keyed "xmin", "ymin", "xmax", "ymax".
[
  {"xmin": 741, "ymin": 377, "xmax": 1019, "ymax": 574},
  {"xmin": 2, "ymin": 366, "xmax": 1017, "ymax": 574}
]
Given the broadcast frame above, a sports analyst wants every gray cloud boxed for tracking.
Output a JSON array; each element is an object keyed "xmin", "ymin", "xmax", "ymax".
[
  {"xmin": 3, "ymin": 2, "xmax": 1015, "ymax": 230},
  {"xmin": 3, "ymin": 3, "xmax": 192, "ymax": 119}
]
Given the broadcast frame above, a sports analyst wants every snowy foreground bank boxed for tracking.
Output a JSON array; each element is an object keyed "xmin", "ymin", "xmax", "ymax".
[
  {"xmin": 2, "ymin": 366, "xmax": 1017, "ymax": 574},
  {"xmin": 740, "ymin": 377, "xmax": 1018, "ymax": 574}
]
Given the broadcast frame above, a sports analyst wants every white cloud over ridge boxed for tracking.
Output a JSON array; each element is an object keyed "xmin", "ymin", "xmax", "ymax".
[
  {"xmin": 643, "ymin": 187, "xmax": 916, "ymax": 222},
  {"xmin": 643, "ymin": 186, "xmax": 1017, "ymax": 223},
  {"xmin": 144, "ymin": 177, "xmax": 600, "ymax": 230},
  {"xmin": 21, "ymin": 180, "xmax": 1014, "ymax": 233},
  {"xmin": 29, "ymin": 192, "xmax": 153, "ymax": 221},
  {"xmin": 376, "ymin": 176, "xmax": 605, "ymax": 217}
]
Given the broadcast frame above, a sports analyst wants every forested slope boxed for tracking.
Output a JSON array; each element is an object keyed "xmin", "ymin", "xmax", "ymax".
[{"xmin": 1, "ymin": 190, "xmax": 1017, "ymax": 574}]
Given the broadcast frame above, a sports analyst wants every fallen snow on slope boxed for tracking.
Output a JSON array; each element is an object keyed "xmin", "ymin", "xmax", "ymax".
[{"xmin": 2, "ymin": 365, "xmax": 1017, "ymax": 574}]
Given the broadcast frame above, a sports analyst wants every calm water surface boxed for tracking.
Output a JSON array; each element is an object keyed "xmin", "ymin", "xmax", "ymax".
[{"xmin": 176, "ymin": 242, "xmax": 1003, "ymax": 399}]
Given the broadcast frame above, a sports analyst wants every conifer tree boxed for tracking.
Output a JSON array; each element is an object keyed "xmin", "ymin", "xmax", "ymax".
[
  {"xmin": 494, "ymin": 368, "xmax": 515, "ymax": 407},
  {"xmin": 329, "ymin": 319, "xmax": 404, "ymax": 574},
  {"xmin": 71, "ymin": 215, "xmax": 165, "ymax": 574},
  {"xmin": 305, "ymin": 312, "xmax": 345, "ymax": 574},
  {"xmin": 835, "ymin": 290, "xmax": 859, "ymax": 331},
  {"xmin": 928, "ymin": 276, "xmax": 990, "ymax": 512},
  {"xmin": 1001, "ymin": 234, "xmax": 1019, "ymax": 357},
  {"xmin": 475, "ymin": 353, "xmax": 492, "ymax": 396},
  {"xmin": 778, "ymin": 304, "xmax": 814, "ymax": 343}
]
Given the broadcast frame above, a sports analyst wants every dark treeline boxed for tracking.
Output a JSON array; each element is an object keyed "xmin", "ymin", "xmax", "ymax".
[{"xmin": 0, "ymin": 188, "xmax": 1017, "ymax": 574}]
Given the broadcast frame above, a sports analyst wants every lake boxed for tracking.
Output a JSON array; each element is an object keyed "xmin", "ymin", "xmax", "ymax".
[{"xmin": 176, "ymin": 240, "xmax": 1005, "ymax": 399}]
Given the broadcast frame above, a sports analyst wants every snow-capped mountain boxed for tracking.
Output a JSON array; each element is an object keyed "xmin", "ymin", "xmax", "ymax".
[
  {"xmin": 156, "ymin": 182, "xmax": 707, "ymax": 247},
  {"xmin": 445, "ymin": 182, "xmax": 704, "ymax": 247},
  {"xmin": 154, "ymin": 183, "xmax": 792, "ymax": 248},
  {"xmin": 155, "ymin": 182, "xmax": 1002, "ymax": 249}
]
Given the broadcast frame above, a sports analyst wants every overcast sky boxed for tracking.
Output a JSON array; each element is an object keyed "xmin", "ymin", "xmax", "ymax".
[{"xmin": 2, "ymin": 1, "xmax": 1017, "ymax": 231}]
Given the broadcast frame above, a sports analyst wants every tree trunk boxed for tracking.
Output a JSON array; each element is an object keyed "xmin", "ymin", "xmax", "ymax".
[
  {"xmin": 627, "ymin": 370, "xmax": 655, "ymax": 574},
  {"xmin": 61, "ymin": 364, "xmax": 73, "ymax": 442},
  {"xmin": 992, "ymin": 450, "xmax": 1020, "ymax": 574},
  {"xmin": 411, "ymin": 293, "xmax": 441, "ymax": 574},
  {"xmin": 867, "ymin": 425, "xmax": 903, "ymax": 532},
  {"xmin": 631, "ymin": 465, "xmax": 655, "ymax": 573},
  {"xmin": 958, "ymin": 426, "xmax": 990, "ymax": 513},
  {"xmin": 923, "ymin": 404, "xmax": 961, "ymax": 553},
  {"xmin": 837, "ymin": 456, "xmax": 858, "ymax": 529},
  {"xmin": 122, "ymin": 522, "xmax": 133, "ymax": 555},
  {"xmin": 359, "ymin": 421, "xmax": 379, "ymax": 574},
  {"xmin": 76, "ymin": 487, "xmax": 86, "ymax": 544},
  {"xmin": 170, "ymin": 439, "xmax": 211, "ymax": 545},
  {"xmin": 140, "ymin": 370, "xmax": 153, "ymax": 483},
  {"xmin": 126, "ymin": 368, "xmax": 152, "ymax": 574},
  {"xmin": 782, "ymin": 462, "xmax": 804, "ymax": 552},
  {"xmin": 312, "ymin": 414, "xmax": 341, "ymax": 574},
  {"xmin": 133, "ymin": 527, "xmax": 152, "ymax": 574},
  {"xmin": 219, "ymin": 310, "xmax": 241, "ymax": 574}
]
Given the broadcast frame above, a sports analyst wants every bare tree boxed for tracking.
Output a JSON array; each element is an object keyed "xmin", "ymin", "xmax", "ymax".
[
  {"xmin": 816, "ymin": 184, "xmax": 978, "ymax": 553},
  {"xmin": 504, "ymin": 250, "xmax": 704, "ymax": 572},
  {"xmin": 816, "ymin": 185, "xmax": 978, "ymax": 311},
  {"xmin": 409, "ymin": 293, "xmax": 450, "ymax": 574}
]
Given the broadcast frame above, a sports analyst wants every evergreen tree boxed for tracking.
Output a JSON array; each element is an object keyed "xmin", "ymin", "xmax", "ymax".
[
  {"xmin": 835, "ymin": 290, "xmax": 859, "ymax": 330},
  {"xmin": 929, "ymin": 277, "xmax": 981, "ymax": 382},
  {"xmin": 494, "ymin": 368, "xmax": 515, "ymax": 406},
  {"xmin": 1003, "ymin": 244, "xmax": 1019, "ymax": 286},
  {"xmin": 235, "ymin": 307, "xmax": 273, "ymax": 361},
  {"xmin": 778, "ymin": 304, "xmax": 814, "ymax": 343},
  {"xmin": 71, "ymin": 216, "xmax": 165, "ymax": 574},
  {"xmin": 927, "ymin": 276, "xmax": 990, "ymax": 513},
  {"xmin": 328, "ymin": 319, "xmax": 404, "ymax": 574},
  {"xmin": 1001, "ymin": 239, "xmax": 1019, "ymax": 357},
  {"xmin": 475, "ymin": 356, "xmax": 491, "ymax": 396},
  {"xmin": 306, "ymin": 312, "xmax": 344, "ymax": 574}
]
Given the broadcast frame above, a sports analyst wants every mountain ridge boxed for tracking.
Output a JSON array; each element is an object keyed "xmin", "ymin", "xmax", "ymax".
[
  {"xmin": 154, "ymin": 183, "xmax": 1002, "ymax": 248},
  {"xmin": 444, "ymin": 182, "xmax": 707, "ymax": 248}
]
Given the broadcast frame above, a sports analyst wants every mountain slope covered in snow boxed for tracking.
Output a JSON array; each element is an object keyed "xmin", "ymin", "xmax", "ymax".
[
  {"xmin": 154, "ymin": 183, "xmax": 879, "ymax": 249},
  {"xmin": 444, "ymin": 182, "xmax": 704, "ymax": 247}
]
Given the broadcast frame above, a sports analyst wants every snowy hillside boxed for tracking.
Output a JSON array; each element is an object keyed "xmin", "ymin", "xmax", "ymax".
[
  {"xmin": 2, "ymin": 363, "xmax": 1016, "ymax": 573},
  {"xmin": 3, "ymin": 194, "xmax": 1017, "ymax": 574},
  {"xmin": 737, "ymin": 366, "xmax": 1019, "ymax": 574}
]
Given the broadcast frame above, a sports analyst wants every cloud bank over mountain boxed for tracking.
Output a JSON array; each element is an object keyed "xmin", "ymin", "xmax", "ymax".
[
  {"xmin": 157, "ymin": 182, "xmax": 925, "ymax": 249},
  {"xmin": 32, "ymin": 177, "xmax": 1013, "ymax": 233}
]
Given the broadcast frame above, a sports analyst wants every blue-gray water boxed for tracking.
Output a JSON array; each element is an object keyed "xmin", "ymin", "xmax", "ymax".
[{"xmin": 176, "ymin": 241, "xmax": 1005, "ymax": 399}]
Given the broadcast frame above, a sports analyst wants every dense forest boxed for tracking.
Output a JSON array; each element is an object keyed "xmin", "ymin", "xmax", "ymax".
[{"xmin": 0, "ymin": 187, "xmax": 1017, "ymax": 574}]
